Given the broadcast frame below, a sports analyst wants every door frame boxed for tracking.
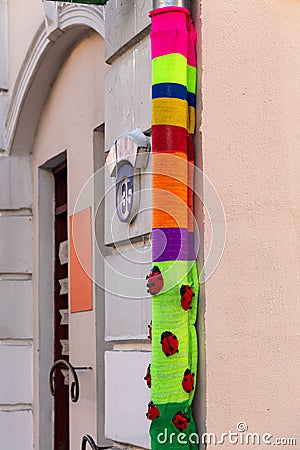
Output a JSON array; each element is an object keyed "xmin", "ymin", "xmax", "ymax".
[{"xmin": 37, "ymin": 151, "xmax": 68, "ymax": 450}]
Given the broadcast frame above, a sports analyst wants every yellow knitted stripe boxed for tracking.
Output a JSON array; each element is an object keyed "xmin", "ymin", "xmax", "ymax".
[{"xmin": 152, "ymin": 97, "xmax": 188, "ymax": 129}]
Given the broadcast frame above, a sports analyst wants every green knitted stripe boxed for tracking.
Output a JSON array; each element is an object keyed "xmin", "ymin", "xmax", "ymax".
[
  {"xmin": 152, "ymin": 55, "xmax": 196, "ymax": 94},
  {"xmin": 187, "ymin": 262, "xmax": 199, "ymax": 324},
  {"xmin": 150, "ymin": 401, "xmax": 198, "ymax": 450},
  {"xmin": 187, "ymin": 65, "xmax": 197, "ymax": 94},
  {"xmin": 151, "ymin": 260, "xmax": 195, "ymax": 294},
  {"xmin": 187, "ymin": 325, "xmax": 198, "ymax": 406},
  {"xmin": 152, "ymin": 54, "xmax": 187, "ymax": 87}
]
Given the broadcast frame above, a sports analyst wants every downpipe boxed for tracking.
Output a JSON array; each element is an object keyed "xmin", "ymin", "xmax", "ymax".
[{"xmin": 152, "ymin": 0, "xmax": 190, "ymax": 9}]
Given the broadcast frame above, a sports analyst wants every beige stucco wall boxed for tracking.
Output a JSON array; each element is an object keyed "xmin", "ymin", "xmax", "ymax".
[
  {"xmin": 202, "ymin": 0, "xmax": 300, "ymax": 446},
  {"xmin": 33, "ymin": 32, "xmax": 107, "ymax": 209},
  {"xmin": 32, "ymin": 31, "xmax": 108, "ymax": 449},
  {"xmin": 8, "ymin": 0, "xmax": 44, "ymax": 91}
]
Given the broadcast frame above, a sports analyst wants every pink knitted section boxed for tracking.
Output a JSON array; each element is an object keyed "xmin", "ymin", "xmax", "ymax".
[{"xmin": 150, "ymin": 7, "xmax": 190, "ymax": 59}]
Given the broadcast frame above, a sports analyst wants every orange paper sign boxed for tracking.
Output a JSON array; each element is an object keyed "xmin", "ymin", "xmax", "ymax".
[{"xmin": 69, "ymin": 208, "xmax": 93, "ymax": 313}]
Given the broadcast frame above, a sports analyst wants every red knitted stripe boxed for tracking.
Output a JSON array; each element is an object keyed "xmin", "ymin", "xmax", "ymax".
[{"xmin": 152, "ymin": 125, "xmax": 188, "ymax": 153}]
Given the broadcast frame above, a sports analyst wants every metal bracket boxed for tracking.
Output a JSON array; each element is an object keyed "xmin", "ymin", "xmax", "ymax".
[
  {"xmin": 49, "ymin": 359, "xmax": 92, "ymax": 403},
  {"xmin": 153, "ymin": 0, "xmax": 190, "ymax": 9},
  {"xmin": 81, "ymin": 434, "xmax": 112, "ymax": 450}
]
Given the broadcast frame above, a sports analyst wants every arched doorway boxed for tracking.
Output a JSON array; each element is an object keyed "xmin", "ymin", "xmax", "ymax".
[{"xmin": 6, "ymin": 4, "xmax": 107, "ymax": 449}]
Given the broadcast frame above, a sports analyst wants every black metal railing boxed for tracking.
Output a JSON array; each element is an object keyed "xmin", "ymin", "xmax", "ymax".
[
  {"xmin": 81, "ymin": 434, "xmax": 111, "ymax": 450},
  {"xmin": 49, "ymin": 359, "xmax": 92, "ymax": 403}
]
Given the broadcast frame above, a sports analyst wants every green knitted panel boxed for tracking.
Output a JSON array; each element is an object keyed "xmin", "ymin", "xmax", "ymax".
[
  {"xmin": 150, "ymin": 401, "xmax": 198, "ymax": 450},
  {"xmin": 151, "ymin": 261, "xmax": 199, "ymax": 405}
]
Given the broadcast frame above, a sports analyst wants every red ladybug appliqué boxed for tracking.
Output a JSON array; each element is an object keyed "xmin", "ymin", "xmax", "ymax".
[
  {"xmin": 146, "ymin": 266, "xmax": 164, "ymax": 295},
  {"xmin": 144, "ymin": 364, "xmax": 151, "ymax": 388},
  {"xmin": 180, "ymin": 285, "xmax": 195, "ymax": 310},
  {"xmin": 160, "ymin": 331, "xmax": 179, "ymax": 357},
  {"xmin": 172, "ymin": 412, "xmax": 190, "ymax": 431},
  {"xmin": 182, "ymin": 368, "xmax": 195, "ymax": 393},
  {"xmin": 146, "ymin": 401, "xmax": 160, "ymax": 420}
]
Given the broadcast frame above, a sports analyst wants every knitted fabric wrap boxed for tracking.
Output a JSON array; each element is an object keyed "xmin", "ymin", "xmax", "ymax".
[{"xmin": 149, "ymin": 6, "xmax": 198, "ymax": 450}]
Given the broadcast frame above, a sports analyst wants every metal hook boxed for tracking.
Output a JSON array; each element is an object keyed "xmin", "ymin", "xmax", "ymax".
[
  {"xmin": 49, "ymin": 359, "xmax": 92, "ymax": 403},
  {"xmin": 81, "ymin": 434, "xmax": 111, "ymax": 450}
]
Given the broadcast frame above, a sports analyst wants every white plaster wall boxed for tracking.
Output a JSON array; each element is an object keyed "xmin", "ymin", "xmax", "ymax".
[
  {"xmin": 0, "ymin": 155, "xmax": 34, "ymax": 445},
  {"xmin": 104, "ymin": 3, "xmax": 152, "ymax": 448},
  {"xmin": 0, "ymin": 410, "xmax": 33, "ymax": 450},
  {"xmin": 202, "ymin": 0, "xmax": 300, "ymax": 445},
  {"xmin": 105, "ymin": 155, "xmax": 152, "ymax": 245},
  {"xmin": 0, "ymin": 216, "xmax": 32, "ymax": 273},
  {"xmin": 0, "ymin": 155, "xmax": 32, "ymax": 209},
  {"xmin": 0, "ymin": 148, "xmax": 33, "ymax": 447},
  {"xmin": 105, "ymin": 244, "xmax": 151, "ymax": 341},
  {"xmin": 105, "ymin": 0, "xmax": 151, "ymax": 63},
  {"xmin": 0, "ymin": 343, "xmax": 33, "ymax": 404},
  {"xmin": 105, "ymin": 351, "xmax": 151, "ymax": 449},
  {"xmin": 105, "ymin": 38, "xmax": 152, "ymax": 151},
  {"xmin": 0, "ymin": 280, "xmax": 33, "ymax": 338}
]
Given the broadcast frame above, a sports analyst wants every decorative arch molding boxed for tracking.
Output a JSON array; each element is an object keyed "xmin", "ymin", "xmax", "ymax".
[
  {"xmin": 58, "ymin": 3, "xmax": 105, "ymax": 37},
  {"xmin": 6, "ymin": 2, "xmax": 105, "ymax": 155}
]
